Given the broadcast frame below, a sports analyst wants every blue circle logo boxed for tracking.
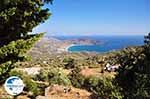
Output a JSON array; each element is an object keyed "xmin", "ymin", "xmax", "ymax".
[{"xmin": 4, "ymin": 76, "xmax": 24, "ymax": 96}]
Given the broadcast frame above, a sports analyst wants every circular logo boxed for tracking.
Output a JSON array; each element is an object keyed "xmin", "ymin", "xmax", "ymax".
[{"xmin": 4, "ymin": 76, "xmax": 24, "ymax": 96}]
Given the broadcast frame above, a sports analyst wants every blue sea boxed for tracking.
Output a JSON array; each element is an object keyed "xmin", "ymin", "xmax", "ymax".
[{"xmin": 54, "ymin": 35, "xmax": 144, "ymax": 53}]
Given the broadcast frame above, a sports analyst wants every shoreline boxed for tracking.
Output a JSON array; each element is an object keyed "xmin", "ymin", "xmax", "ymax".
[
  {"xmin": 58, "ymin": 42, "xmax": 103, "ymax": 53},
  {"xmin": 59, "ymin": 44, "xmax": 86, "ymax": 52},
  {"xmin": 57, "ymin": 44, "xmax": 76, "ymax": 52},
  {"xmin": 64, "ymin": 44, "xmax": 96, "ymax": 52},
  {"xmin": 65, "ymin": 44, "xmax": 76, "ymax": 52}
]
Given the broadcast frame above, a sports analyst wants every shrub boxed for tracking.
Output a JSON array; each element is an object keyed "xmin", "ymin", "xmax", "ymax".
[
  {"xmin": 9, "ymin": 69, "xmax": 41, "ymax": 96},
  {"xmin": 63, "ymin": 57, "xmax": 75, "ymax": 69},
  {"xmin": 35, "ymin": 67, "xmax": 71, "ymax": 86},
  {"xmin": 0, "ymin": 34, "xmax": 43, "ymax": 83},
  {"xmin": 84, "ymin": 76, "xmax": 123, "ymax": 99},
  {"xmin": 68, "ymin": 66, "xmax": 85, "ymax": 88},
  {"xmin": 115, "ymin": 33, "xmax": 150, "ymax": 98}
]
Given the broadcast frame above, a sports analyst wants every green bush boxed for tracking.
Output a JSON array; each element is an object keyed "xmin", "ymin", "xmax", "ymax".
[
  {"xmin": 9, "ymin": 69, "xmax": 41, "ymax": 96},
  {"xmin": 84, "ymin": 76, "xmax": 123, "ymax": 99},
  {"xmin": 115, "ymin": 33, "xmax": 150, "ymax": 98},
  {"xmin": 35, "ymin": 67, "xmax": 71, "ymax": 86},
  {"xmin": 68, "ymin": 66, "xmax": 123, "ymax": 99},
  {"xmin": 0, "ymin": 34, "xmax": 44, "ymax": 83},
  {"xmin": 63, "ymin": 57, "xmax": 75, "ymax": 69},
  {"xmin": 68, "ymin": 66, "xmax": 85, "ymax": 88}
]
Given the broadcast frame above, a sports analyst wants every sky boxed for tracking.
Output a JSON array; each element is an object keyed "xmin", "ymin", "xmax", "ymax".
[{"xmin": 32, "ymin": 0, "xmax": 150, "ymax": 36}]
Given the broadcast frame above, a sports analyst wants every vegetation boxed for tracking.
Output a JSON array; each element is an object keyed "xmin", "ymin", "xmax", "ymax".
[
  {"xmin": 0, "ymin": 0, "xmax": 149, "ymax": 98},
  {"xmin": 68, "ymin": 66, "xmax": 123, "ymax": 98},
  {"xmin": 68, "ymin": 66, "xmax": 85, "ymax": 88},
  {"xmin": 34, "ymin": 67, "xmax": 71, "ymax": 86},
  {"xmin": 84, "ymin": 76, "xmax": 123, "ymax": 99},
  {"xmin": 9, "ymin": 69, "xmax": 40, "ymax": 96},
  {"xmin": 0, "ymin": 0, "xmax": 53, "ymax": 82},
  {"xmin": 115, "ymin": 33, "xmax": 150, "ymax": 98},
  {"xmin": 0, "ymin": 34, "xmax": 149, "ymax": 98},
  {"xmin": 63, "ymin": 57, "xmax": 75, "ymax": 69},
  {"xmin": 67, "ymin": 33, "xmax": 150, "ymax": 99}
]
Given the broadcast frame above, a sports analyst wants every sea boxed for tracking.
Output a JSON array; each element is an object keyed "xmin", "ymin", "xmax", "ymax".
[{"xmin": 54, "ymin": 35, "xmax": 144, "ymax": 53}]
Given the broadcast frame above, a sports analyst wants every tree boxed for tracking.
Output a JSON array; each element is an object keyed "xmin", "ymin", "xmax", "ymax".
[
  {"xmin": 63, "ymin": 58, "xmax": 75, "ymax": 69},
  {"xmin": 115, "ymin": 33, "xmax": 150, "ymax": 98},
  {"xmin": 0, "ymin": 0, "xmax": 53, "ymax": 82},
  {"xmin": 35, "ymin": 67, "xmax": 71, "ymax": 86},
  {"xmin": 84, "ymin": 76, "xmax": 123, "ymax": 99},
  {"xmin": 68, "ymin": 66, "xmax": 85, "ymax": 88},
  {"xmin": 0, "ymin": 0, "xmax": 53, "ymax": 46},
  {"xmin": 144, "ymin": 32, "xmax": 150, "ymax": 45}
]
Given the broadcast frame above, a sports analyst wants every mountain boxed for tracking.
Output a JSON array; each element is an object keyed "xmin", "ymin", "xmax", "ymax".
[{"xmin": 28, "ymin": 37, "xmax": 102, "ymax": 59}]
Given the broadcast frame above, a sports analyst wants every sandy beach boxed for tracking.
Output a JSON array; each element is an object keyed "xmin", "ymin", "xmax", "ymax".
[
  {"xmin": 65, "ymin": 44, "xmax": 76, "ymax": 52},
  {"xmin": 57, "ymin": 44, "xmax": 76, "ymax": 52}
]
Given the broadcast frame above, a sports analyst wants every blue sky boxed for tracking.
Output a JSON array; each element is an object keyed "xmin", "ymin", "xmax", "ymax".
[{"xmin": 33, "ymin": 0, "xmax": 150, "ymax": 36}]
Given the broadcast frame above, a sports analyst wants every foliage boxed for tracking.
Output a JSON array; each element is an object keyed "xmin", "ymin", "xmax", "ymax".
[
  {"xmin": 68, "ymin": 66, "xmax": 123, "ymax": 99},
  {"xmin": 63, "ymin": 57, "xmax": 75, "ymax": 69},
  {"xmin": 84, "ymin": 76, "xmax": 123, "ymax": 99},
  {"xmin": 9, "ymin": 69, "xmax": 40, "ymax": 96},
  {"xmin": 0, "ymin": 0, "xmax": 53, "ymax": 82},
  {"xmin": 35, "ymin": 67, "xmax": 71, "ymax": 86},
  {"xmin": 0, "ymin": 0, "xmax": 52, "ymax": 45},
  {"xmin": 0, "ymin": 34, "xmax": 43, "ymax": 82},
  {"xmin": 115, "ymin": 33, "xmax": 150, "ymax": 98},
  {"xmin": 68, "ymin": 66, "xmax": 85, "ymax": 88},
  {"xmin": 144, "ymin": 32, "xmax": 150, "ymax": 45},
  {"xmin": 85, "ymin": 57, "xmax": 99, "ymax": 68}
]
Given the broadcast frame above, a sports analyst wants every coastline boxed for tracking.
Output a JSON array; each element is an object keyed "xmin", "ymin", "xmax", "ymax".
[
  {"xmin": 58, "ymin": 44, "xmax": 76, "ymax": 52},
  {"xmin": 64, "ymin": 44, "xmax": 95, "ymax": 52},
  {"xmin": 65, "ymin": 44, "xmax": 75, "ymax": 52},
  {"xmin": 60, "ymin": 44, "xmax": 87, "ymax": 52}
]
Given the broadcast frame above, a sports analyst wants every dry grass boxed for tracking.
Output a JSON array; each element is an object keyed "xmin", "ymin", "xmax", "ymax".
[
  {"xmin": 80, "ymin": 67, "xmax": 116, "ymax": 78},
  {"xmin": 40, "ymin": 84, "xmax": 92, "ymax": 99}
]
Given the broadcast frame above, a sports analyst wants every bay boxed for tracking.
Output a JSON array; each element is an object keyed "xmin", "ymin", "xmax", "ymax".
[{"xmin": 55, "ymin": 35, "xmax": 144, "ymax": 53}]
